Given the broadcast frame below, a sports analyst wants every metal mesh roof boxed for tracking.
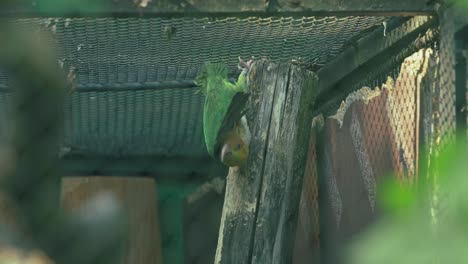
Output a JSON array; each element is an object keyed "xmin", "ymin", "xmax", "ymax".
[{"xmin": 0, "ymin": 16, "xmax": 387, "ymax": 158}]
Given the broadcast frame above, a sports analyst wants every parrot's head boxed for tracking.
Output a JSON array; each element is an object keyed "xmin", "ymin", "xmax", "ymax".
[{"xmin": 219, "ymin": 132, "xmax": 249, "ymax": 168}]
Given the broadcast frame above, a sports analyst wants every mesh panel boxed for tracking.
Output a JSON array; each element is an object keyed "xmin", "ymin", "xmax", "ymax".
[
  {"xmin": 316, "ymin": 27, "xmax": 439, "ymax": 118},
  {"xmin": 63, "ymin": 89, "xmax": 205, "ymax": 157},
  {"xmin": 51, "ymin": 16, "xmax": 385, "ymax": 83},
  {"xmin": 0, "ymin": 16, "xmax": 387, "ymax": 85},
  {"xmin": 312, "ymin": 47, "xmax": 438, "ymax": 255},
  {"xmin": 294, "ymin": 133, "xmax": 320, "ymax": 263},
  {"xmin": 0, "ymin": 16, "xmax": 386, "ymax": 157}
]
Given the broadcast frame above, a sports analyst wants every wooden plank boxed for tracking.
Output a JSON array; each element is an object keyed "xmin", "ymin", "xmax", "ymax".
[
  {"xmin": 61, "ymin": 176, "xmax": 163, "ymax": 264},
  {"xmin": 314, "ymin": 26, "xmax": 439, "ymax": 117},
  {"xmin": 418, "ymin": 48, "xmax": 439, "ymax": 188},
  {"xmin": 455, "ymin": 36, "xmax": 467, "ymax": 144},
  {"xmin": 251, "ymin": 62, "xmax": 317, "ymax": 263},
  {"xmin": 1, "ymin": 0, "xmax": 434, "ymax": 17},
  {"xmin": 215, "ymin": 60, "xmax": 318, "ymax": 263},
  {"xmin": 454, "ymin": 3, "xmax": 468, "ymax": 142},
  {"xmin": 317, "ymin": 16, "xmax": 436, "ymax": 98},
  {"xmin": 0, "ymin": 80, "xmax": 199, "ymax": 93}
]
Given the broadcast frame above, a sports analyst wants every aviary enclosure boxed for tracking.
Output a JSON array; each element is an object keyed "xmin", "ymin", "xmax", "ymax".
[{"xmin": 0, "ymin": 1, "xmax": 466, "ymax": 263}]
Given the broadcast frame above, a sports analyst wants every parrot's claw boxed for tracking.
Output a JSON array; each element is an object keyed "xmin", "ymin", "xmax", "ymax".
[{"xmin": 238, "ymin": 56, "xmax": 254, "ymax": 73}]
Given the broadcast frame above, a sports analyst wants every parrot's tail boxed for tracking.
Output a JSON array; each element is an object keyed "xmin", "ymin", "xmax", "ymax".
[
  {"xmin": 205, "ymin": 63, "xmax": 228, "ymax": 79},
  {"xmin": 195, "ymin": 63, "xmax": 228, "ymax": 95}
]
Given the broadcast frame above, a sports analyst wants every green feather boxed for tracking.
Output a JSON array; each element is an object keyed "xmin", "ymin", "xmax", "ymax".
[{"xmin": 195, "ymin": 63, "xmax": 228, "ymax": 94}]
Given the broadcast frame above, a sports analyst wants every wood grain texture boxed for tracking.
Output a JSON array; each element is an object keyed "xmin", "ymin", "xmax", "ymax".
[
  {"xmin": 215, "ymin": 60, "xmax": 277, "ymax": 264},
  {"xmin": 61, "ymin": 176, "xmax": 163, "ymax": 264},
  {"xmin": 215, "ymin": 60, "xmax": 318, "ymax": 264}
]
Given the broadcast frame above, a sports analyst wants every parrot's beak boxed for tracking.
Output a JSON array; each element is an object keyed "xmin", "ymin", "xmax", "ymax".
[{"xmin": 220, "ymin": 144, "xmax": 232, "ymax": 164}]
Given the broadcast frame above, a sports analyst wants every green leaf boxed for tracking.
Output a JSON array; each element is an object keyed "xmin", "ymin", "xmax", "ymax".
[{"xmin": 378, "ymin": 176, "xmax": 416, "ymax": 215}]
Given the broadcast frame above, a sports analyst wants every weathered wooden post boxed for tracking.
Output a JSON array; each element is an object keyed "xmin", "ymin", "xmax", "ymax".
[{"xmin": 215, "ymin": 60, "xmax": 318, "ymax": 263}]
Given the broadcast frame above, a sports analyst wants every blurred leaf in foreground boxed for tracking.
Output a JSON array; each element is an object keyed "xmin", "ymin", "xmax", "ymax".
[
  {"xmin": 458, "ymin": 0, "xmax": 468, "ymax": 10},
  {"xmin": 348, "ymin": 140, "xmax": 468, "ymax": 264}
]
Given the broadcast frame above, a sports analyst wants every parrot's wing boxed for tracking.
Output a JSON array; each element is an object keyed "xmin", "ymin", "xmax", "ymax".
[{"xmin": 214, "ymin": 91, "xmax": 250, "ymax": 154}]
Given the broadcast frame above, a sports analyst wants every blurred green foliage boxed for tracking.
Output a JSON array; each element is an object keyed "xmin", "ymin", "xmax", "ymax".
[
  {"xmin": 458, "ymin": 0, "xmax": 468, "ymax": 9},
  {"xmin": 348, "ymin": 139, "xmax": 467, "ymax": 264}
]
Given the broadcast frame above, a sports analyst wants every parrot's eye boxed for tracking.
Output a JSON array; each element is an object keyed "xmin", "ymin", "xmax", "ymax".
[{"xmin": 236, "ymin": 143, "xmax": 242, "ymax": 149}]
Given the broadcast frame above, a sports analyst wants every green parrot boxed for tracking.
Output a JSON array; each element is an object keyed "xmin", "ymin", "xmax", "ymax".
[{"xmin": 196, "ymin": 57, "xmax": 252, "ymax": 168}]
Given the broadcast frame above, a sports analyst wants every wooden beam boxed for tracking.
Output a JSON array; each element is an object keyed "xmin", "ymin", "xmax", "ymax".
[
  {"xmin": 215, "ymin": 60, "xmax": 317, "ymax": 263},
  {"xmin": 455, "ymin": 31, "xmax": 467, "ymax": 145},
  {"xmin": 314, "ymin": 26, "xmax": 439, "ymax": 117},
  {"xmin": 317, "ymin": 16, "xmax": 437, "ymax": 98},
  {"xmin": 1, "ymin": 80, "xmax": 239, "ymax": 93},
  {"xmin": 1, "ymin": 0, "xmax": 434, "ymax": 17}
]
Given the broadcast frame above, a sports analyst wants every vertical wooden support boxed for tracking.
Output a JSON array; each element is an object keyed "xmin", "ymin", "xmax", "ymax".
[
  {"xmin": 61, "ymin": 176, "xmax": 163, "ymax": 264},
  {"xmin": 455, "ymin": 28, "xmax": 467, "ymax": 145},
  {"xmin": 215, "ymin": 60, "xmax": 317, "ymax": 264},
  {"xmin": 417, "ymin": 49, "xmax": 438, "ymax": 199}
]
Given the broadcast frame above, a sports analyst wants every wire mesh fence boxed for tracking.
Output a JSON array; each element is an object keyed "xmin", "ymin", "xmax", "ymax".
[
  {"xmin": 0, "ymin": 16, "xmax": 388, "ymax": 159},
  {"xmin": 296, "ymin": 24, "xmax": 442, "ymax": 262}
]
